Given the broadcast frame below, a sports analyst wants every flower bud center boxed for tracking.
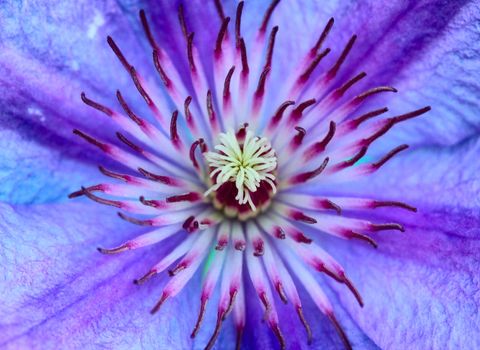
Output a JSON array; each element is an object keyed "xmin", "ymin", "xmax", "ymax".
[{"xmin": 204, "ymin": 128, "xmax": 277, "ymax": 220}]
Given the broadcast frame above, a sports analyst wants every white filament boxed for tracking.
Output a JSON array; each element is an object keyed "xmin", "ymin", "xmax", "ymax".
[{"xmin": 204, "ymin": 130, "xmax": 277, "ymax": 211}]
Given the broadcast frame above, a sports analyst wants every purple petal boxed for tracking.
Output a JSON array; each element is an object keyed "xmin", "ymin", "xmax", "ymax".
[
  {"xmin": 322, "ymin": 206, "xmax": 480, "ymax": 349},
  {"xmin": 0, "ymin": 202, "xmax": 199, "ymax": 349},
  {"xmin": 243, "ymin": 0, "xmax": 480, "ymax": 147},
  {"xmin": 0, "ymin": 1, "xmax": 174, "ymax": 203},
  {"xmin": 331, "ymin": 134, "xmax": 480, "ymax": 208},
  {"xmin": 0, "ymin": 1, "xmax": 147, "ymax": 137}
]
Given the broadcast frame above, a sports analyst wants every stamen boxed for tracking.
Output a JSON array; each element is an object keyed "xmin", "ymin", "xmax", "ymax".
[
  {"xmin": 289, "ymin": 98, "xmax": 316, "ymax": 123},
  {"xmin": 290, "ymin": 157, "xmax": 329, "ymax": 184},
  {"xmin": 339, "ymin": 273, "xmax": 364, "ymax": 307},
  {"xmin": 316, "ymin": 199, "xmax": 342, "ymax": 214},
  {"xmin": 275, "ymin": 282, "xmax": 288, "ymax": 303},
  {"xmin": 118, "ymin": 212, "xmax": 153, "ymax": 226},
  {"xmin": 294, "ymin": 232, "xmax": 313, "ymax": 244},
  {"xmin": 334, "ymin": 72, "xmax": 367, "ymax": 98},
  {"xmin": 274, "ymin": 226, "xmax": 286, "ymax": 239},
  {"xmin": 371, "ymin": 200, "xmax": 417, "ymax": 212},
  {"xmin": 332, "ymin": 147, "xmax": 368, "ymax": 171},
  {"xmin": 371, "ymin": 223, "xmax": 405, "ymax": 232},
  {"xmin": 139, "ymin": 196, "xmax": 166, "ymax": 209},
  {"xmin": 169, "ymin": 262, "xmax": 187, "ymax": 276},
  {"xmin": 223, "ymin": 66, "xmax": 236, "ymax": 103},
  {"xmin": 223, "ymin": 290, "xmax": 238, "ymax": 318},
  {"xmin": 191, "ymin": 299, "xmax": 207, "ymax": 338},
  {"xmin": 189, "ymin": 139, "xmax": 204, "ymax": 169},
  {"xmin": 391, "ymin": 106, "xmax": 431, "ymax": 123},
  {"xmin": 184, "ymin": 96, "xmax": 194, "ymax": 123},
  {"xmin": 362, "ymin": 122, "xmax": 393, "ymax": 146},
  {"xmin": 134, "ymin": 270, "xmax": 156, "ymax": 285},
  {"xmin": 298, "ymin": 48, "xmax": 331, "ymax": 83},
  {"xmin": 292, "ymin": 126, "xmax": 307, "ymax": 146},
  {"xmin": 68, "ymin": 184, "xmax": 103, "ymax": 198},
  {"xmin": 305, "ymin": 121, "xmax": 336, "ymax": 158},
  {"xmin": 296, "ymin": 306, "xmax": 313, "ymax": 344},
  {"xmin": 352, "ymin": 86, "xmax": 397, "ymax": 105},
  {"xmin": 254, "ymin": 67, "xmax": 271, "ymax": 98},
  {"xmin": 130, "ymin": 66, "xmax": 155, "ymax": 108},
  {"xmin": 253, "ymin": 239, "xmax": 265, "ymax": 257},
  {"xmin": 272, "ymin": 323, "xmax": 286, "ymax": 350},
  {"xmin": 260, "ymin": 0, "xmax": 281, "ymax": 33},
  {"xmin": 327, "ymin": 313, "xmax": 353, "ymax": 350},
  {"xmin": 97, "ymin": 244, "xmax": 130, "ymax": 255},
  {"xmin": 107, "ymin": 36, "xmax": 132, "ymax": 71},
  {"xmin": 81, "ymin": 186, "xmax": 122, "ymax": 208},
  {"xmin": 153, "ymin": 50, "xmax": 171, "ymax": 87},
  {"xmin": 187, "ymin": 33, "xmax": 196, "ymax": 72},
  {"xmin": 270, "ymin": 100, "xmax": 295, "ymax": 126},
  {"xmin": 348, "ymin": 107, "xmax": 388, "ymax": 129},
  {"xmin": 235, "ymin": 241, "xmax": 246, "ymax": 251},
  {"xmin": 264, "ymin": 26, "xmax": 279, "ymax": 69},
  {"xmin": 73, "ymin": 129, "xmax": 109, "ymax": 152},
  {"xmin": 166, "ymin": 192, "xmax": 201, "ymax": 203},
  {"xmin": 371, "ymin": 144, "xmax": 409, "ymax": 169},
  {"xmin": 138, "ymin": 168, "xmax": 175, "ymax": 185},
  {"xmin": 205, "ymin": 312, "xmax": 225, "ymax": 350},
  {"xmin": 311, "ymin": 17, "xmax": 334, "ymax": 55},
  {"xmin": 215, "ymin": 236, "xmax": 228, "ymax": 250},
  {"xmin": 214, "ymin": 0, "xmax": 226, "ymax": 20},
  {"xmin": 178, "ymin": 4, "xmax": 188, "ymax": 40},
  {"xmin": 170, "ymin": 110, "xmax": 180, "ymax": 145},
  {"xmin": 235, "ymin": 327, "xmax": 243, "ymax": 350},
  {"xmin": 326, "ymin": 35, "xmax": 357, "ymax": 81},
  {"xmin": 206, "ymin": 90, "xmax": 216, "ymax": 123},
  {"xmin": 360, "ymin": 107, "xmax": 430, "ymax": 146},
  {"xmin": 98, "ymin": 166, "xmax": 130, "ymax": 182},
  {"xmin": 81, "ymin": 92, "xmax": 113, "ymax": 116},
  {"xmin": 239, "ymin": 38, "xmax": 249, "ymax": 75},
  {"xmin": 116, "ymin": 132, "xmax": 143, "ymax": 154},
  {"xmin": 150, "ymin": 292, "xmax": 169, "ymax": 314},
  {"xmin": 347, "ymin": 231, "xmax": 378, "ymax": 248},
  {"xmin": 235, "ymin": 2, "xmax": 244, "ymax": 47},
  {"xmin": 116, "ymin": 90, "xmax": 144, "ymax": 126},
  {"xmin": 182, "ymin": 215, "xmax": 196, "ymax": 231},
  {"xmin": 215, "ymin": 17, "xmax": 231, "ymax": 57},
  {"xmin": 291, "ymin": 211, "xmax": 318, "ymax": 224},
  {"xmin": 139, "ymin": 9, "xmax": 159, "ymax": 51}
]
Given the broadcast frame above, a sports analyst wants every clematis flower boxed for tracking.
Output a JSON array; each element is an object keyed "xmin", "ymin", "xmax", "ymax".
[{"xmin": 1, "ymin": 0, "xmax": 479, "ymax": 349}]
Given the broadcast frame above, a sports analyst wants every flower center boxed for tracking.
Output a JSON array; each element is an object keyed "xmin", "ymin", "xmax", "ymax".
[{"xmin": 204, "ymin": 127, "xmax": 277, "ymax": 220}]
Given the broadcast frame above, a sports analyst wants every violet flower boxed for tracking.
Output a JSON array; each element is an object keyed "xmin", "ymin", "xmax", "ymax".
[{"xmin": 1, "ymin": 0, "xmax": 479, "ymax": 349}]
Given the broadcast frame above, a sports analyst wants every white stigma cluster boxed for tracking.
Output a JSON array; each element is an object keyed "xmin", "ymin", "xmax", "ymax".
[{"xmin": 204, "ymin": 130, "xmax": 277, "ymax": 211}]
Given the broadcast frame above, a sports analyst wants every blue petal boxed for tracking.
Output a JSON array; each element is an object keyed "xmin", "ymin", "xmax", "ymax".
[
  {"xmin": 0, "ymin": 202, "xmax": 198, "ymax": 349},
  {"xmin": 332, "ymin": 133, "xmax": 480, "ymax": 208},
  {"xmin": 322, "ymin": 206, "xmax": 480, "ymax": 349},
  {"xmin": 311, "ymin": 136, "xmax": 480, "ymax": 348},
  {"xmin": 0, "ymin": 0, "xmax": 151, "ymax": 203},
  {"xmin": 0, "ymin": 0, "xmax": 148, "ymax": 138},
  {"xmin": 0, "ymin": 121, "xmax": 119, "ymax": 204}
]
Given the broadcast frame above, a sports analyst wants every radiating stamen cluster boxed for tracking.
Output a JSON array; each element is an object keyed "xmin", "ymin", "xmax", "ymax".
[
  {"xmin": 205, "ymin": 129, "xmax": 277, "ymax": 211},
  {"xmin": 70, "ymin": 1, "xmax": 430, "ymax": 350}
]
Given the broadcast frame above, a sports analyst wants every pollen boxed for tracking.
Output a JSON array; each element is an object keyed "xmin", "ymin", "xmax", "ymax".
[{"xmin": 204, "ymin": 128, "xmax": 277, "ymax": 213}]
